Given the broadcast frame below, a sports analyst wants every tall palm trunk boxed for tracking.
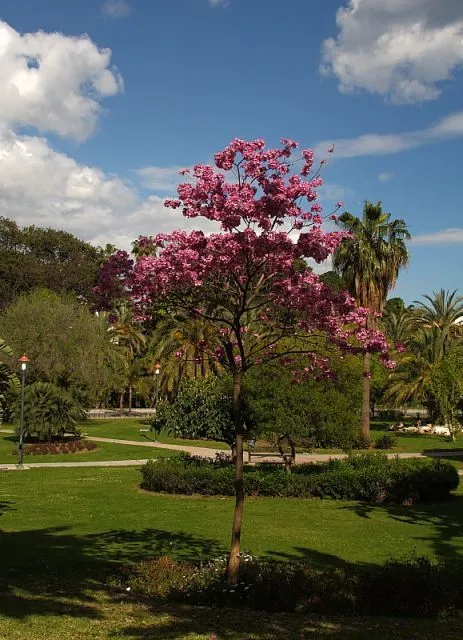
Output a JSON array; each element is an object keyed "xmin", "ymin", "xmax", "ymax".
[
  {"xmin": 361, "ymin": 352, "xmax": 371, "ymax": 441},
  {"xmin": 227, "ymin": 371, "xmax": 244, "ymax": 585},
  {"xmin": 128, "ymin": 386, "xmax": 133, "ymax": 415}
]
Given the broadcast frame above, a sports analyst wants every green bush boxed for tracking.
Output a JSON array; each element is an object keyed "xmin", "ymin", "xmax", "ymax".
[
  {"xmin": 14, "ymin": 382, "xmax": 86, "ymax": 442},
  {"xmin": 110, "ymin": 554, "xmax": 463, "ymax": 617},
  {"xmin": 374, "ymin": 433, "xmax": 397, "ymax": 449},
  {"xmin": 140, "ymin": 454, "xmax": 459, "ymax": 504}
]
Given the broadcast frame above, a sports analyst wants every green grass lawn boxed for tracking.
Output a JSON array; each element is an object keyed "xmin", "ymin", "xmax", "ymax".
[
  {"xmin": 0, "ymin": 432, "xmax": 177, "ymax": 465},
  {"xmin": 82, "ymin": 418, "xmax": 463, "ymax": 456},
  {"xmin": 1, "ymin": 466, "xmax": 462, "ymax": 638},
  {"xmin": 82, "ymin": 418, "xmax": 230, "ymax": 450}
]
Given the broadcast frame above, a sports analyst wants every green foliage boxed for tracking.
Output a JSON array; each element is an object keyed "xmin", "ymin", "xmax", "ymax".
[
  {"xmin": 245, "ymin": 353, "xmax": 362, "ymax": 449},
  {"xmin": 0, "ymin": 216, "xmax": 101, "ymax": 310},
  {"xmin": 152, "ymin": 376, "xmax": 236, "ymax": 446},
  {"xmin": 374, "ymin": 434, "xmax": 397, "ymax": 449},
  {"xmin": 0, "ymin": 289, "xmax": 124, "ymax": 404},
  {"xmin": 429, "ymin": 348, "xmax": 463, "ymax": 440},
  {"xmin": 0, "ymin": 338, "xmax": 20, "ymax": 422},
  {"xmin": 140, "ymin": 454, "xmax": 459, "ymax": 503},
  {"xmin": 15, "ymin": 382, "xmax": 86, "ymax": 442},
  {"xmin": 113, "ymin": 553, "xmax": 463, "ymax": 617},
  {"xmin": 333, "ymin": 202, "xmax": 410, "ymax": 313}
]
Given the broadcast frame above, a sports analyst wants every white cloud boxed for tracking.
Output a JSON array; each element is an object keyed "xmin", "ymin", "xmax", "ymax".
[
  {"xmin": 209, "ymin": 0, "xmax": 228, "ymax": 7},
  {"xmin": 378, "ymin": 172, "xmax": 394, "ymax": 183},
  {"xmin": 315, "ymin": 111, "xmax": 463, "ymax": 159},
  {"xmin": 102, "ymin": 0, "xmax": 132, "ymax": 19},
  {"xmin": 0, "ymin": 20, "xmax": 123, "ymax": 141},
  {"xmin": 321, "ymin": 0, "xmax": 463, "ymax": 103},
  {"xmin": 136, "ymin": 166, "xmax": 191, "ymax": 192},
  {"xmin": 0, "ymin": 129, "xmax": 220, "ymax": 251},
  {"xmin": 413, "ymin": 228, "xmax": 463, "ymax": 245}
]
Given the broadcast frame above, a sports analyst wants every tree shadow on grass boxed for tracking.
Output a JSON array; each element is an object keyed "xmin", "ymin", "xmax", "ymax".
[
  {"xmin": 0, "ymin": 500, "xmax": 15, "ymax": 516},
  {"xmin": 112, "ymin": 600, "xmax": 463, "ymax": 639},
  {"xmin": 0, "ymin": 525, "xmax": 225, "ymax": 620},
  {"xmin": 340, "ymin": 494, "xmax": 463, "ymax": 563}
]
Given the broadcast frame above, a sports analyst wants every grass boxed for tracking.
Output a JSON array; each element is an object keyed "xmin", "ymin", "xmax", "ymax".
[
  {"xmin": 1, "ymin": 466, "xmax": 463, "ymax": 638},
  {"xmin": 0, "ymin": 432, "xmax": 177, "ymax": 464},
  {"xmin": 82, "ymin": 418, "xmax": 230, "ymax": 450},
  {"xmin": 2, "ymin": 593, "xmax": 463, "ymax": 639},
  {"xmin": 80, "ymin": 418, "xmax": 463, "ymax": 456}
]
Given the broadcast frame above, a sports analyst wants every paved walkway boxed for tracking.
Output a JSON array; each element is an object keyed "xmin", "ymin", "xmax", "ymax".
[{"xmin": 2, "ymin": 433, "xmax": 463, "ymax": 471}]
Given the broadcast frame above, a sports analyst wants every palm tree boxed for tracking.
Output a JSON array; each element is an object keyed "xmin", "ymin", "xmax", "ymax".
[
  {"xmin": 382, "ymin": 304, "xmax": 414, "ymax": 347},
  {"xmin": 413, "ymin": 289, "xmax": 463, "ymax": 361},
  {"xmin": 333, "ymin": 201, "xmax": 410, "ymax": 439},
  {"xmin": 386, "ymin": 290, "xmax": 463, "ymax": 417},
  {"xmin": 149, "ymin": 313, "xmax": 223, "ymax": 398},
  {"xmin": 110, "ymin": 303, "xmax": 147, "ymax": 413}
]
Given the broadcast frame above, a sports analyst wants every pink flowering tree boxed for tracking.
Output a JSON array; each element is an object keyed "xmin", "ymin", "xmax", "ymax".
[{"xmin": 117, "ymin": 138, "xmax": 392, "ymax": 584}]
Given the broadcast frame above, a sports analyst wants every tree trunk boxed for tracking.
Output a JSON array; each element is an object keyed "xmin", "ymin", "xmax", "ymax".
[
  {"xmin": 128, "ymin": 386, "xmax": 133, "ymax": 415},
  {"xmin": 227, "ymin": 371, "xmax": 244, "ymax": 585},
  {"xmin": 119, "ymin": 392, "xmax": 124, "ymax": 414},
  {"xmin": 361, "ymin": 352, "xmax": 371, "ymax": 442}
]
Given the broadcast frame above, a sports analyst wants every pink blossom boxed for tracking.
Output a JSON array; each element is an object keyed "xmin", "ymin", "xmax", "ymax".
[{"xmin": 98, "ymin": 137, "xmax": 390, "ymax": 379}]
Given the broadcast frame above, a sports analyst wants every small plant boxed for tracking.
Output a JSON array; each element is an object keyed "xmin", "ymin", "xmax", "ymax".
[
  {"xmin": 374, "ymin": 434, "xmax": 397, "ymax": 450},
  {"xmin": 109, "ymin": 554, "xmax": 463, "ymax": 617},
  {"xmin": 14, "ymin": 382, "xmax": 86, "ymax": 442}
]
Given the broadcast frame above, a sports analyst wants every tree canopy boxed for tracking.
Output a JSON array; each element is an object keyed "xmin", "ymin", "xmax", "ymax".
[{"xmin": 0, "ymin": 216, "xmax": 102, "ymax": 310}]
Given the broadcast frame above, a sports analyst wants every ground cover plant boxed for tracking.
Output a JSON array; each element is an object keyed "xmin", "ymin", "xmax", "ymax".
[{"xmin": 22, "ymin": 440, "xmax": 97, "ymax": 455}]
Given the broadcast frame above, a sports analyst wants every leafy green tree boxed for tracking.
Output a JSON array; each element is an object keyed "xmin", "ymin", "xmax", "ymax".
[
  {"xmin": 429, "ymin": 348, "xmax": 463, "ymax": 440},
  {"xmin": 0, "ymin": 289, "xmax": 123, "ymax": 405},
  {"xmin": 152, "ymin": 377, "xmax": 236, "ymax": 452},
  {"xmin": 0, "ymin": 338, "xmax": 20, "ymax": 423},
  {"xmin": 245, "ymin": 351, "xmax": 362, "ymax": 459},
  {"xmin": 333, "ymin": 201, "xmax": 410, "ymax": 440},
  {"xmin": 0, "ymin": 217, "xmax": 102, "ymax": 309},
  {"xmin": 15, "ymin": 382, "xmax": 86, "ymax": 442}
]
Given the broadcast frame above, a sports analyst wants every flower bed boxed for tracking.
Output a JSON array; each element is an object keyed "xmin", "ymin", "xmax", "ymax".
[{"xmin": 19, "ymin": 440, "xmax": 97, "ymax": 456}]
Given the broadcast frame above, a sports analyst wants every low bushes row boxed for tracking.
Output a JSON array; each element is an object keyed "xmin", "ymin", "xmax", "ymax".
[
  {"xmin": 110, "ymin": 554, "xmax": 463, "ymax": 617},
  {"xmin": 18, "ymin": 440, "xmax": 97, "ymax": 456},
  {"xmin": 140, "ymin": 453, "xmax": 459, "ymax": 504}
]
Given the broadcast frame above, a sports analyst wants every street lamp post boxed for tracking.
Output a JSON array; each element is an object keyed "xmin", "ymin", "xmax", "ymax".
[
  {"xmin": 154, "ymin": 363, "xmax": 161, "ymax": 406},
  {"xmin": 153, "ymin": 363, "xmax": 161, "ymax": 442},
  {"xmin": 17, "ymin": 354, "xmax": 30, "ymax": 470}
]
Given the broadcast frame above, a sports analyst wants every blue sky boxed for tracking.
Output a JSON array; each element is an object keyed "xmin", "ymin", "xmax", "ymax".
[{"xmin": 0, "ymin": 0, "xmax": 462, "ymax": 302}]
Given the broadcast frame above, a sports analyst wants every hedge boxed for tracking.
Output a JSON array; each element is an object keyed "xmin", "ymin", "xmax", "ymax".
[{"xmin": 140, "ymin": 453, "xmax": 459, "ymax": 504}]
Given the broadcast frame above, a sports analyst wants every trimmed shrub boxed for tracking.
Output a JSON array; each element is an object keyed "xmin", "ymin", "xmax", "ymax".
[
  {"xmin": 110, "ymin": 554, "xmax": 463, "ymax": 617},
  {"xmin": 140, "ymin": 454, "xmax": 459, "ymax": 504}
]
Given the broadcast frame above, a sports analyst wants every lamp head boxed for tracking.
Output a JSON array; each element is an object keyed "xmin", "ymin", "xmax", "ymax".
[{"xmin": 19, "ymin": 354, "xmax": 30, "ymax": 372}]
